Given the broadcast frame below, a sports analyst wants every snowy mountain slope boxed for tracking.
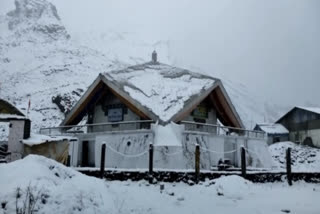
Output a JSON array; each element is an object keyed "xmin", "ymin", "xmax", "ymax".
[
  {"xmin": 0, "ymin": 0, "xmax": 125, "ymax": 131},
  {"xmin": 0, "ymin": 0, "xmax": 284, "ymax": 131}
]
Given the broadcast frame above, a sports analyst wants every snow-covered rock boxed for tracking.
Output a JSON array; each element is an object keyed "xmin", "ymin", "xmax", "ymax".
[
  {"xmin": 269, "ymin": 141, "xmax": 320, "ymax": 172},
  {"xmin": 214, "ymin": 175, "xmax": 252, "ymax": 200}
]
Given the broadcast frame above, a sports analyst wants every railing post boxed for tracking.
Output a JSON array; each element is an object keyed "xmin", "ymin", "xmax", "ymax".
[
  {"xmin": 241, "ymin": 147, "xmax": 246, "ymax": 178},
  {"xmin": 286, "ymin": 148, "xmax": 292, "ymax": 186},
  {"xmin": 195, "ymin": 144, "xmax": 200, "ymax": 184},
  {"xmin": 100, "ymin": 143, "xmax": 106, "ymax": 179},
  {"xmin": 149, "ymin": 143, "xmax": 154, "ymax": 184}
]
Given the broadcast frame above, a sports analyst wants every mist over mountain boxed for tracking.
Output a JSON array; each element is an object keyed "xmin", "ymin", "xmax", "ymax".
[{"xmin": 0, "ymin": 0, "xmax": 290, "ymax": 131}]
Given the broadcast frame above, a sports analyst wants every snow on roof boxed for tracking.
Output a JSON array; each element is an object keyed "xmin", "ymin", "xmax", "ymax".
[
  {"xmin": 22, "ymin": 134, "xmax": 74, "ymax": 146},
  {"xmin": 257, "ymin": 123, "xmax": 289, "ymax": 134},
  {"xmin": 297, "ymin": 106, "xmax": 320, "ymax": 115},
  {"xmin": 103, "ymin": 62, "xmax": 217, "ymax": 122},
  {"xmin": 0, "ymin": 113, "xmax": 27, "ymax": 120}
]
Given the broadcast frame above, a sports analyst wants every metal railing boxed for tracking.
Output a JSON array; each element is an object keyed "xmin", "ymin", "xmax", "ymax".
[
  {"xmin": 39, "ymin": 120, "xmax": 155, "ymax": 136},
  {"xmin": 180, "ymin": 121, "xmax": 266, "ymax": 139}
]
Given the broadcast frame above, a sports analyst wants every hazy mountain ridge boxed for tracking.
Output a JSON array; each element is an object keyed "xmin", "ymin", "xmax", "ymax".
[{"xmin": 0, "ymin": 0, "xmax": 284, "ymax": 132}]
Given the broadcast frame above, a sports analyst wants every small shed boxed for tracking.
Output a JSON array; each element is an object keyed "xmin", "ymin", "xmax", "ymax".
[
  {"xmin": 0, "ymin": 99, "xmax": 31, "ymax": 161},
  {"xmin": 22, "ymin": 134, "xmax": 71, "ymax": 165},
  {"xmin": 254, "ymin": 123, "xmax": 289, "ymax": 145}
]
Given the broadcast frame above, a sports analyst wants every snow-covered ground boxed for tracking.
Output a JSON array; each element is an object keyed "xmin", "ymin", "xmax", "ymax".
[
  {"xmin": 0, "ymin": 155, "xmax": 319, "ymax": 214},
  {"xmin": 269, "ymin": 141, "xmax": 320, "ymax": 172}
]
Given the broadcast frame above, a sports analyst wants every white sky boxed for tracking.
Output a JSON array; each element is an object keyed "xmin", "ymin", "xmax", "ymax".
[{"xmin": 1, "ymin": 0, "xmax": 319, "ymax": 107}]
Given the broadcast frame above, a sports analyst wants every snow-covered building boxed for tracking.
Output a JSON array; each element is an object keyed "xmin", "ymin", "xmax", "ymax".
[
  {"xmin": 41, "ymin": 53, "xmax": 272, "ymax": 169},
  {"xmin": 0, "ymin": 99, "xmax": 31, "ymax": 161},
  {"xmin": 254, "ymin": 123, "xmax": 289, "ymax": 145},
  {"xmin": 276, "ymin": 106, "xmax": 320, "ymax": 148}
]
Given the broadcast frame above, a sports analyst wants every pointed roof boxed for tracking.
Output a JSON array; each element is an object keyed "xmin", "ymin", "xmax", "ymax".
[
  {"xmin": 61, "ymin": 61, "xmax": 244, "ymax": 128},
  {"xmin": 0, "ymin": 98, "xmax": 27, "ymax": 121},
  {"xmin": 255, "ymin": 123, "xmax": 289, "ymax": 134},
  {"xmin": 276, "ymin": 106, "xmax": 320, "ymax": 123}
]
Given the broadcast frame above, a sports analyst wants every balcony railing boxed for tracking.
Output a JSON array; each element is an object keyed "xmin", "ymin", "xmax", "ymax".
[
  {"xmin": 180, "ymin": 121, "xmax": 266, "ymax": 139},
  {"xmin": 39, "ymin": 120, "xmax": 155, "ymax": 136},
  {"xmin": 39, "ymin": 120, "xmax": 265, "ymax": 139}
]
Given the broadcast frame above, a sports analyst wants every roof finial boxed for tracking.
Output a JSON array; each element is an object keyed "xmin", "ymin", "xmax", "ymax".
[{"xmin": 152, "ymin": 50, "xmax": 157, "ymax": 63}]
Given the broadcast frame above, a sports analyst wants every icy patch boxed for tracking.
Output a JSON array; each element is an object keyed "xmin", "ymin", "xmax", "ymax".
[{"xmin": 214, "ymin": 175, "xmax": 252, "ymax": 200}]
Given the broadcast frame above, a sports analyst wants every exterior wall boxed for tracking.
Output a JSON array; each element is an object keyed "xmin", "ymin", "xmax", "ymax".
[
  {"xmin": 23, "ymin": 140, "xmax": 69, "ymax": 164},
  {"xmin": 8, "ymin": 120, "xmax": 25, "ymax": 161},
  {"xmin": 90, "ymin": 130, "xmax": 270, "ymax": 169},
  {"xmin": 266, "ymin": 134, "xmax": 289, "ymax": 145},
  {"xmin": 181, "ymin": 99, "xmax": 218, "ymax": 133},
  {"xmin": 289, "ymin": 129, "xmax": 320, "ymax": 148},
  {"xmin": 90, "ymin": 93, "xmax": 142, "ymax": 132},
  {"xmin": 279, "ymin": 108, "xmax": 320, "ymax": 131},
  {"xmin": 95, "ymin": 131, "xmax": 153, "ymax": 168}
]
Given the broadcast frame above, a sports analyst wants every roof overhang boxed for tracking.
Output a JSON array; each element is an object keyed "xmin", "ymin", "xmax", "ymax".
[{"xmin": 61, "ymin": 75, "xmax": 244, "ymax": 129}]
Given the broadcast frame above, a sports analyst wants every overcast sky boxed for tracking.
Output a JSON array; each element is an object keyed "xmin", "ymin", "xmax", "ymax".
[{"xmin": 1, "ymin": 0, "xmax": 320, "ymax": 108}]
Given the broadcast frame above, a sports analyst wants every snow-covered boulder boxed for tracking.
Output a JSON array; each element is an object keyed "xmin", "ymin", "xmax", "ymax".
[{"xmin": 214, "ymin": 175, "xmax": 252, "ymax": 200}]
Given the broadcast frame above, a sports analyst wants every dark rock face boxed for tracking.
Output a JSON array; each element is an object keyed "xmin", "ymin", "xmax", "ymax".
[
  {"xmin": 52, "ymin": 89, "xmax": 83, "ymax": 115},
  {"xmin": 6, "ymin": 0, "xmax": 70, "ymax": 41}
]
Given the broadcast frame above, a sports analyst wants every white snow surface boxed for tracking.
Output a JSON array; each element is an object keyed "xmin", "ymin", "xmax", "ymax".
[
  {"xmin": 21, "ymin": 133, "xmax": 73, "ymax": 146},
  {"xmin": 0, "ymin": 155, "xmax": 319, "ymax": 214},
  {"xmin": 104, "ymin": 63, "xmax": 216, "ymax": 122},
  {"xmin": 269, "ymin": 141, "xmax": 320, "ymax": 172},
  {"xmin": 152, "ymin": 122, "xmax": 184, "ymax": 146},
  {"xmin": 0, "ymin": 114, "xmax": 26, "ymax": 120},
  {"xmin": 256, "ymin": 123, "xmax": 289, "ymax": 134}
]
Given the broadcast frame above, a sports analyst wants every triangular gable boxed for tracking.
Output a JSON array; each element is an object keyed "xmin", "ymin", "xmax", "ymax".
[
  {"xmin": 171, "ymin": 80, "xmax": 244, "ymax": 128},
  {"xmin": 276, "ymin": 106, "xmax": 320, "ymax": 124},
  {"xmin": 61, "ymin": 74, "xmax": 157, "ymax": 126}
]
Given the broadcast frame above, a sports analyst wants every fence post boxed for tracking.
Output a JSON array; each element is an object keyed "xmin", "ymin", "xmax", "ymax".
[
  {"xmin": 195, "ymin": 144, "xmax": 200, "ymax": 184},
  {"xmin": 286, "ymin": 148, "xmax": 292, "ymax": 186},
  {"xmin": 100, "ymin": 144, "xmax": 106, "ymax": 179},
  {"xmin": 149, "ymin": 143, "xmax": 154, "ymax": 184},
  {"xmin": 241, "ymin": 147, "xmax": 246, "ymax": 178}
]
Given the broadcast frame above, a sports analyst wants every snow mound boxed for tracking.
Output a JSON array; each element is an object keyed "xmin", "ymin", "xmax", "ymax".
[
  {"xmin": 0, "ymin": 155, "xmax": 110, "ymax": 213},
  {"xmin": 214, "ymin": 175, "xmax": 252, "ymax": 200},
  {"xmin": 269, "ymin": 141, "xmax": 320, "ymax": 172}
]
